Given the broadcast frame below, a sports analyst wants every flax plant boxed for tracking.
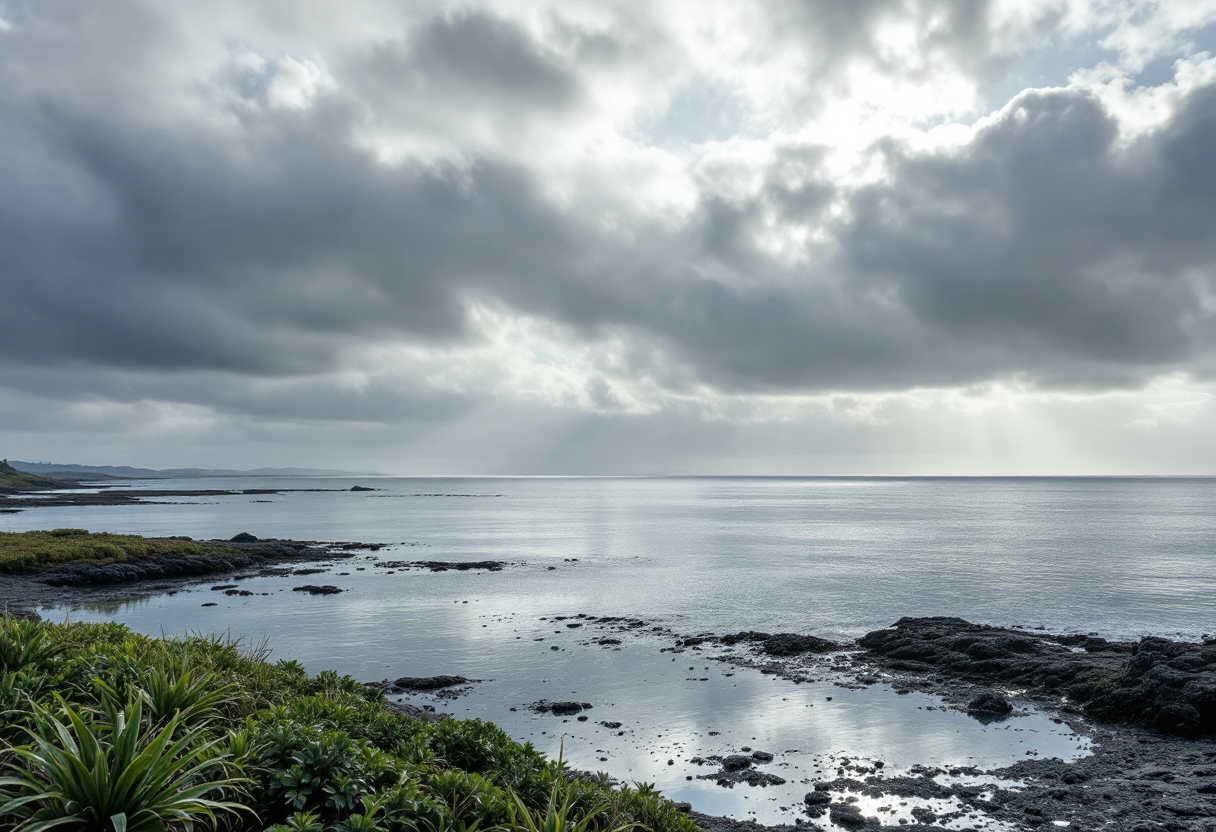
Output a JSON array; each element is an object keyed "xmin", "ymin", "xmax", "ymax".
[{"xmin": 0, "ymin": 696, "xmax": 248, "ymax": 832}]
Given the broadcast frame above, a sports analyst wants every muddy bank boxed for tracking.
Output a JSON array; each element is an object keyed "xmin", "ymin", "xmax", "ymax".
[
  {"xmin": 0, "ymin": 538, "xmax": 382, "ymax": 618},
  {"xmin": 0, "ymin": 486, "xmax": 353, "ymax": 510}
]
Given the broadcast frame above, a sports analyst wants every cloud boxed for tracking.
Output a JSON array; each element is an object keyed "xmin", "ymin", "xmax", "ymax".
[{"xmin": 2, "ymin": 0, "xmax": 1216, "ymax": 470}]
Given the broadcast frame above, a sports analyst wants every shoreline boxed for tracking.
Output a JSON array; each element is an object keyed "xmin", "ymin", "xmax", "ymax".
[
  {"xmin": 0, "ymin": 485, "xmax": 360, "ymax": 511},
  {"xmin": 4, "ymin": 539, "xmax": 1216, "ymax": 829}
]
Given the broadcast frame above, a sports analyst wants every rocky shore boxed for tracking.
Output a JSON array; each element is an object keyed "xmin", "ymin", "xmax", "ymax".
[
  {"xmin": 0, "ymin": 486, "xmax": 355, "ymax": 511},
  {"xmin": 4, "ymin": 541, "xmax": 1216, "ymax": 830},
  {"xmin": 0, "ymin": 536, "xmax": 382, "ymax": 618},
  {"xmin": 657, "ymin": 617, "xmax": 1216, "ymax": 830}
]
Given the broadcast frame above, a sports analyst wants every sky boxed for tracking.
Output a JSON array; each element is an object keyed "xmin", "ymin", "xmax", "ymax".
[{"xmin": 3, "ymin": 0, "xmax": 1216, "ymax": 475}]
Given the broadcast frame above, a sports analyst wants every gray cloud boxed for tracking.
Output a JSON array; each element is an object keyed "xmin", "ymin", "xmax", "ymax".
[{"xmin": 2, "ymin": 0, "xmax": 1216, "ymax": 454}]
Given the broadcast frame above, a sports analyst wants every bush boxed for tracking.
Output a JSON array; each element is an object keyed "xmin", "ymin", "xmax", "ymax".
[
  {"xmin": 0, "ymin": 619, "xmax": 699, "ymax": 832},
  {"xmin": 0, "ymin": 696, "xmax": 247, "ymax": 832}
]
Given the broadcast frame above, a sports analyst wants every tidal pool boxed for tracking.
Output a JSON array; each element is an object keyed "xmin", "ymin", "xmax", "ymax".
[{"xmin": 48, "ymin": 551, "xmax": 1092, "ymax": 826}]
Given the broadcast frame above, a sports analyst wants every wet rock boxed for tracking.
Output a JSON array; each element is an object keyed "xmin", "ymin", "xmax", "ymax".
[
  {"xmin": 828, "ymin": 803, "xmax": 876, "ymax": 828},
  {"xmin": 859, "ymin": 616, "xmax": 1216, "ymax": 736},
  {"xmin": 721, "ymin": 755, "xmax": 754, "ymax": 772},
  {"xmin": 379, "ymin": 560, "xmax": 508, "ymax": 572},
  {"xmin": 804, "ymin": 791, "xmax": 831, "ymax": 806},
  {"xmin": 389, "ymin": 675, "xmax": 472, "ymax": 692},
  {"xmin": 382, "ymin": 699, "xmax": 445, "ymax": 722},
  {"xmin": 750, "ymin": 751, "xmax": 775, "ymax": 762},
  {"xmin": 718, "ymin": 631, "xmax": 839, "ymax": 656},
  {"xmin": 967, "ymin": 690, "xmax": 1014, "ymax": 716},
  {"xmin": 230, "ymin": 532, "xmax": 258, "ymax": 542},
  {"xmin": 531, "ymin": 700, "xmax": 591, "ymax": 715},
  {"xmin": 292, "ymin": 584, "xmax": 343, "ymax": 595},
  {"xmin": 349, "ymin": 486, "xmax": 376, "ymax": 491}
]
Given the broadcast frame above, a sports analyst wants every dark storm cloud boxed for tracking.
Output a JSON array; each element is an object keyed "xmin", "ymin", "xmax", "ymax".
[
  {"xmin": 838, "ymin": 83, "xmax": 1216, "ymax": 388},
  {"xmin": 3, "ymin": 0, "xmax": 1216, "ymax": 429},
  {"xmin": 0, "ymin": 96, "xmax": 575, "ymax": 373}
]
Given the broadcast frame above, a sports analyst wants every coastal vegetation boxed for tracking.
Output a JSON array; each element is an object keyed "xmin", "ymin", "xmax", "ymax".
[
  {"xmin": 0, "ymin": 617, "xmax": 698, "ymax": 832},
  {"xmin": 0, "ymin": 530, "xmax": 237, "ymax": 575},
  {"xmin": 0, "ymin": 462, "xmax": 69, "ymax": 494}
]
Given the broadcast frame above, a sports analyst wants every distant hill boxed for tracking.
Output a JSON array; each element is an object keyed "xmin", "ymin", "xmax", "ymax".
[
  {"xmin": 7, "ymin": 460, "xmax": 380, "ymax": 478},
  {"xmin": 0, "ymin": 459, "xmax": 75, "ymax": 492}
]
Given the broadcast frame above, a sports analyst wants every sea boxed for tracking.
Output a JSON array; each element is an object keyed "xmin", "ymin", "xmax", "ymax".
[{"xmin": 4, "ymin": 476, "xmax": 1214, "ymax": 824}]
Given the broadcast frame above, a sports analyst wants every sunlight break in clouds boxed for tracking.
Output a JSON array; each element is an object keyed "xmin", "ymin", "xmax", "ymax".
[{"xmin": 2, "ymin": 0, "xmax": 1216, "ymax": 473}]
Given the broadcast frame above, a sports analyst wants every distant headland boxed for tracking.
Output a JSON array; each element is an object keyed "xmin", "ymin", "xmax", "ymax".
[{"xmin": 4, "ymin": 459, "xmax": 382, "ymax": 478}]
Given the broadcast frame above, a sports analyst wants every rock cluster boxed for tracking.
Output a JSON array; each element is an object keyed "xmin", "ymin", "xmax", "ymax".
[{"xmin": 859, "ymin": 616, "xmax": 1216, "ymax": 736}]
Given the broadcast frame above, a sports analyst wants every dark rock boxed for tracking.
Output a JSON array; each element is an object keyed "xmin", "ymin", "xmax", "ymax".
[
  {"xmin": 349, "ymin": 486, "xmax": 376, "ymax": 491},
  {"xmin": 230, "ymin": 532, "xmax": 258, "ymax": 542},
  {"xmin": 717, "ymin": 631, "xmax": 771, "ymax": 646},
  {"xmin": 721, "ymin": 755, "xmax": 753, "ymax": 772},
  {"xmin": 389, "ymin": 675, "xmax": 471, "ymax": 692},
  {"xmin": 599, "ymin": 721, "xmax": 623, "ymax": 729},
  {"xmin": 292, "ymin": 585, "xmax": 343, "ymax": 595},
  {"xmin": 531, "ymin": 700, "xmax": 591, "ymax": 715},
  {"xmin": 718, "ymin": 631, "xmax": 839, "ymax": 655},
  {"xmin": 381, "ymin": 698, "xmax": 444, "ymax": 723},
  {"xmin": 828, "ymin": 803, "xmax": 876, "ymax": 828},
  {"xmin": 381, "ymin": 560, "xmax": 508, "ymax": 572},
  {"xmin": 967, "ymin": 690, "xmax": 1014, "ymax": 716},
  {"xmin": 804, "ymin": 791, "xmax": 831, "ymax": 806},
  {"xmin": 751, "ymin": 751, "xmax": 775, "ymax": 762},
  {"xmin": 859, "ymin": 616, "xmax": 1216, "ymax": 736},
  {"xmin": 763, "ymin": 633, "xmax": 838, "ymax": 656}
]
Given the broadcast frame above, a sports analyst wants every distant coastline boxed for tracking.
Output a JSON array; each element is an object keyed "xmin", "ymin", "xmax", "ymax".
[{"xmin": 6, "ymin": 459, "xmax": 382, "ymax": 478}]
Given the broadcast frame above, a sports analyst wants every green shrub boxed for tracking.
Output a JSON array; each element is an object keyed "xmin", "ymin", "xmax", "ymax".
[
  {"xmin": 0, "ymin": 618, "xmax": 62, "ymax": 674},
  {"xmin": 0, "ymin": 619, "xmax": 699, "ymax": 832},
  {"xmin": 0, "ymin": 531, "xmax": 235, "ymax": 574},
  {"xmin": 0, "ymin": 696, "xmax": 247, "ymax": 832}
]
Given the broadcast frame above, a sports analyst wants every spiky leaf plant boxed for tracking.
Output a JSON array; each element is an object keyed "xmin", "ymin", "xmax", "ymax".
[
  {"xmin": 135, "ymin": 658, "xmax": 232, "ymax": 727},
  {"xmin": 0, "ymin": 618, "xmax": 62, "ymax": 674},
  {"xmin": 0, "ymin": 695, "xmax": 247, "ymax": 832}
]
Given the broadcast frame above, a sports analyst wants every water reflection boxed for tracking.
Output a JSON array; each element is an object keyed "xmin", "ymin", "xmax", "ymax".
[{"xmin": 51, "ymin": 578, "xmax": 1090, "ymax": 826}]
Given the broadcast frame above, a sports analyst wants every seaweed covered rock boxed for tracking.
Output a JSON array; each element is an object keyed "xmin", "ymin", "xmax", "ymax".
[
  {"xmin": 966, "ymin": 690, "xmax": 1013, "ymax": 716},
  {"xmin": 859, "ymin": 617, "xmax": 1216, "ymax": 736},
  {"xmin": 717, "ymin": 631, "xmax": 839, "ymax": 656}
]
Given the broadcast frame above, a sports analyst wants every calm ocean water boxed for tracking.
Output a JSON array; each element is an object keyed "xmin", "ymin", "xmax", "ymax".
[
  {"xmin": 4, "ymin": 476, "xmax": 1212, "ymax": 822},
  {"xmin": 7, "ymin": 476, "xmax": 1215, "ymax": 640}
]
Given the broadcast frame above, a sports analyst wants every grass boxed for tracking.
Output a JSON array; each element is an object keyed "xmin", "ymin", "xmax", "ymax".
[
  {"xmin": 0, "ymin": 618, "xmax": 700, "ymax": 832},
  {"xmin": 0, "ymin": 530, "xmax": 237, "ymax": 575},
  {"xmin": 0, "ymin": 461, "xmax": 68, "ymax": 494}
]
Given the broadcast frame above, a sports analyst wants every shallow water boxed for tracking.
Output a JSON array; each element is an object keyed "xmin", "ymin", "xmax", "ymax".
[
  {"xmin": 10, "ymin": 476, "xmax": 1214, "ymax": 823},
  {"xmin": 52, "ymin": 570, "xmax": 1089, "ymax": 825}
]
